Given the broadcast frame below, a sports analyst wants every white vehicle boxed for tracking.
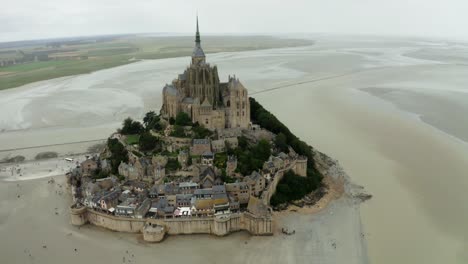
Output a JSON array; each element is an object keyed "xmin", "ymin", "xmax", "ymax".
[{"xmin": 65, "ymin": 158, "xmax": 74, "ymax": 162}]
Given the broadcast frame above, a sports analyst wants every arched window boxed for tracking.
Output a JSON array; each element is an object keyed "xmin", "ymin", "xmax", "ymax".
[{"xmin": 227, "ymin": 100, "xmax": 230, "ymax": 107}]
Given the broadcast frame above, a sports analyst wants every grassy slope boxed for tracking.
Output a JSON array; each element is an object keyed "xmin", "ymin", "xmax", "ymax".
[{"xmin": 0, "ymin": 36, "xmax": 313, "ymax": 90}]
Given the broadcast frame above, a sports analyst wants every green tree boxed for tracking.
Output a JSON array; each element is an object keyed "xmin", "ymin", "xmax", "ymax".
[
  {"xmin": 139, "ymin": 132, "xmax": 159, "ymax": 152},
  {"xmin": 175, "ymin": 112, "xmax": 192, "ymax": 126},
  {"xmin": 166, "ymin": 158, "xmax": 181, "ymax": 171},
  {"xmin": 121, "ymin": 117, "xmax": 143, "ymax": 135},
  {"xmin": 170, "ymin": 125, "xmax": 187, "ymax": 137},
  {"xmin": 107, "ymin": 138, "xmax": 129, "ymax": 174},
  {"xmin": 252, "ymin": 139, "xmax": 271, "ymax": 161},
  {"xmin": 143, "ymin": 111, "xmax": 156, "ymax": 127},
  {"xmin": 143, "ymin": 111, "xmax": 163, "ymax": 131},
  {"xmin": 192, "ymin": 125, "xmax": 213, "ymax": 139},
  {"xmin": 275, "ymin": 132, "xmax": 288, "ymax": 152}
]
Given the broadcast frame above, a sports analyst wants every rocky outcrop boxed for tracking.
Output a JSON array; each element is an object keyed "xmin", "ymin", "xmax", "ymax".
[{"xmin": 312, "ymin": 149, "xmax": 371, "ymax": 203}]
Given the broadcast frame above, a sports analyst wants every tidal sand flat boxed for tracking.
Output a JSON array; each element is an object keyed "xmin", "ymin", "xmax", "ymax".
[
  {"xmin": 1, "ymin": 35, "xmax": 468, "ymax": 263},
  {"xmin": 0, "ymin": 176, "xmax": 366, "ymax": 264}
]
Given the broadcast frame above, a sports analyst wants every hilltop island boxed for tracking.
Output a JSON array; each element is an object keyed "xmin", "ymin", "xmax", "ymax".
[{"xmin": 67, "ymin": 18, "xmax": 344, "ymax": 243}]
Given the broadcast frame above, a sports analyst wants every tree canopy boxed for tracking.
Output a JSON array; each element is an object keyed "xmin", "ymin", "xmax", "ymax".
[
  {"xmin": 139, "ymin": 132, "xmax": 159, "ymax": 152},
  {"xmin": 107, "ymin": 138, "xmax": 129, "ymax": 175},
  {"xmin": 270, "ymin": 170, "xmax": 319, "ymax": 206},
  {"xmin": 249, "ymin": 97, "xmax": 323, "ymax": 204},
  {"xmin": 231, "ymin": 138, "xmax": 271, "ymax": 175},
  {"xmin": 143, "ymin": 111, "xmax": 163, "ymax": 131},
  {"xmin": 250, "ymin": 97, "xmax": 321, "ymax": 179},
  {"xmin": 121, "ymin": 117, "xmax": 144, "ymax": 135},
  {"xmin": 175, "ymin": 112, "xmax": 192, "ymax": 126}
]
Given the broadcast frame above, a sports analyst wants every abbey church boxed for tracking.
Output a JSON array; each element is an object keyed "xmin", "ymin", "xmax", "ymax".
[{"xmin": 161, "ymin": 17, "xmax": 250, "ymax": 130}]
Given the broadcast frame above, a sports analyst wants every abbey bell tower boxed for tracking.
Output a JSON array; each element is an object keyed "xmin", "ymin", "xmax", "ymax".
[{"xmin": 192, "ymin": 15, "xmax": 206, "ymax": 65}]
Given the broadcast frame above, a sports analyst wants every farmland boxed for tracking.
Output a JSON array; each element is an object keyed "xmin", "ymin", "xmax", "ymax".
[{"xmin": 0, "ymin": 35, "xmax": 314, "ymax": 90}]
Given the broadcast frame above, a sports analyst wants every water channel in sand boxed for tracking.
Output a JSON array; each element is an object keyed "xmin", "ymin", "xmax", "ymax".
[{"xmin": 1, "ymin": 36, "xmax": 468, "ymax": 263}]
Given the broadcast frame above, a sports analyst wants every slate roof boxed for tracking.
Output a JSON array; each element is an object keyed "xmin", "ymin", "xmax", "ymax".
[
  {"xmin": 163, "ymin": 84, "xmax": 178, "ymax": 96},
  {"xmin": 200, "ymin": 167, "xmax": 216, "ymax": 178},
  {"xmin": 192, "ymin": 43, "xmax": 206, "ymax": 58},
  {"xmin": 193, "ymin": 138, "xmax": 210, "ymax": 145}
]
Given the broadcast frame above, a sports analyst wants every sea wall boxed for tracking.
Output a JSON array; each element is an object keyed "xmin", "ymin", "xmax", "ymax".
[
  {"xmin": 261, "ymin": 161, "xmax": 297, "ymax": 205},
  {"xmin": 70, "ymin": 206, "xmax": 272, "ymax": 242},
  {"xmin": 86, "ymin": 209, "xmax": 145, "ymax": 233}
]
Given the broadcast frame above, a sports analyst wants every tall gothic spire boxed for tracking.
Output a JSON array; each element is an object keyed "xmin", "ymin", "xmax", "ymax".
[
  {"xmin": 192, "ymin": 14, "xmax": 206, "ymax": 65},
  {"xmin": 195, "ymin": 15, "xmax": 201, "ymax": 44}
]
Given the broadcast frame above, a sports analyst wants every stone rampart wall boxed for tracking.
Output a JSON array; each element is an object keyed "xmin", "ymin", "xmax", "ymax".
[
  {"xmin": 71, "ymin": 208, "xmax": 272, "ymax": 240},
  {"xmin": 86, "ymin": 209, "xmax": 145, "ymax": 233},
  {"xmin": 261, "ymin": 160, "xmax": 297, "ymax": 205}
]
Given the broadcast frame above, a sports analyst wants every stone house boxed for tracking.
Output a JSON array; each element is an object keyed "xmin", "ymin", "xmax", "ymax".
[
  {"xmin": 263, "ymin": 160, "xmax": 276, "ymax": 174},
  {"xmin": 201, "ymin": 151, "xmax": 214, "ymax": 166},
  {"xmin": 212, "ymin": 185, "xmax": 229, "ymax": 212},
  {"xmin": 193, "ymin": 189, "xmax": 213, "ymax": 210},
  {"xmin": 226, "ymin": 182, "xmax": 250, "ymax": 204},
  {"xmin": 129, "ymin": 181, "xmax": 148, "ymax": 193},
  {"xmin": 99, "ymin": 190, "xmax": 120, "ymax": 211},
  {"xmin": 244, "ymin": 171, "xmax": 266, "ymax": 197},
  {"xmin": 176, "ymin": 194, "xmax": 193, "ymax": 207},
  {"xmin": 118, "ymin": 162, "xmax": 139, "ymax": 180},
  {"xmin": 149, "ymin": 199, "xmax": 174, "ymax": 218},
  {"xmin": 166, "ymin": 195, "xmax": 177, "ymax": 208},
  {"xmin": 179, "ymin": 181, "xmax": 198, "ymax": 194},
  {"xmin": 134, "ymin": 157, "xmax": 154, "ymax": 181},
  {"xmin": 115, "ymin": 198, "xmax": 138, "ymax": 217},
  {"xmin": 228, "ymin": 195, "xmax": 240, "ymax": 211},
  {"xmin": 191, "ymin": 139, "xmax": 211, "ymax": 156},
  {"xmin": 149, "ymin": 185, "xmax": 159, "ymax": 198},
  {"xmin": 211, "ymin": 139, "xmax": 225, "ymax": 153},
  {"xmin": 154, "ymin": 165, "xmax": 165, "ymax": 180},
  {"xmin": 178, "ymin": 150, "xmax": 189, "ymax": 168},
  {"xmin": 135, "ymin": 198, "xmax": 152, "ymax": 219},
  {"xmin": 226, "ymin": 156, "xmax": 237, "ymax": 176},
  {"xmin": 81, "ymin": 159, "xmax": 98, "ymax": 176}
]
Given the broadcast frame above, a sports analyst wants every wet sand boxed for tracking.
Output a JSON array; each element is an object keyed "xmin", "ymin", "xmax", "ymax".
[
  {"xmin": 1, "ymin": 35, "xmax": 468, "ymax": 263},
  {"xmin": 0, "ymin": 176, "xmax": 366, "ymax": 264}
]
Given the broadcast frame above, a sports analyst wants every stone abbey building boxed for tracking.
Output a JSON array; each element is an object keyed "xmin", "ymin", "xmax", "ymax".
[{"xmin": 161, "ymin": 17, "xmax": 250, "ymax": 130}]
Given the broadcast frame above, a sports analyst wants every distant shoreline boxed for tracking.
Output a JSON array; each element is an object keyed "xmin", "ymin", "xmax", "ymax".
[{"xmin": 0, "ymin": 35, "xmax": 314, "ymax": 91}]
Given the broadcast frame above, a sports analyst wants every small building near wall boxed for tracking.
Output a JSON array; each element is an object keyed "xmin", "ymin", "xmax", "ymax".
[
  {"xmin": 226, "ymin": 155, "xmax": 237, "ymax": 176},
  {"xmin": 191, "ymin": 139, "xmax": 211, "ymax": 156},
  {"xmin": 81, "ymin": 159, "xmax": 98, "ymax": 176},
  {"xmin": 201, "ymin": 151, "xmax": 214, "ymax": 166},
  {"xmin": 244, "ymin": 171, "xmax": 266, "ymax": 197}
]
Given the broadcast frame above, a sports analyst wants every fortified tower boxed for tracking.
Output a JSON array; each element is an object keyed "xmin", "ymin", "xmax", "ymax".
[{"xmin": 70, "ymin": 204, "xmax": 87, "ymax": 226}]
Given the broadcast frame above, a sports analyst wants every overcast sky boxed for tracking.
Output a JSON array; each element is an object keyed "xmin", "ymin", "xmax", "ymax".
[{"xmin": 2, "ymin": 0, "xmax": 468, "ymax": 42}]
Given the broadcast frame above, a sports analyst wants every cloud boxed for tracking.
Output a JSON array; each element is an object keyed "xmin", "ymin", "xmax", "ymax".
[{"xmin": 1, "ymin": 0, "xmax": 467, "ymax": 42}]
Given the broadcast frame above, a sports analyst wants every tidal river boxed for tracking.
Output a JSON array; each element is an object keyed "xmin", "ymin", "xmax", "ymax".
[{"xmin": 1, "ymin": 35, "xmax": 468, "ymax": 263}]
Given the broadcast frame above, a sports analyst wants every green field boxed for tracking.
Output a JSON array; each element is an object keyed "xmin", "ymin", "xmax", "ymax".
[
  {"xmin": 125, "ymin": 134, "xmax": 140, "ymax": 145},
  {"xmin": 0, "ymin": 35, "xmax": 314, "ymax": 90}
]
